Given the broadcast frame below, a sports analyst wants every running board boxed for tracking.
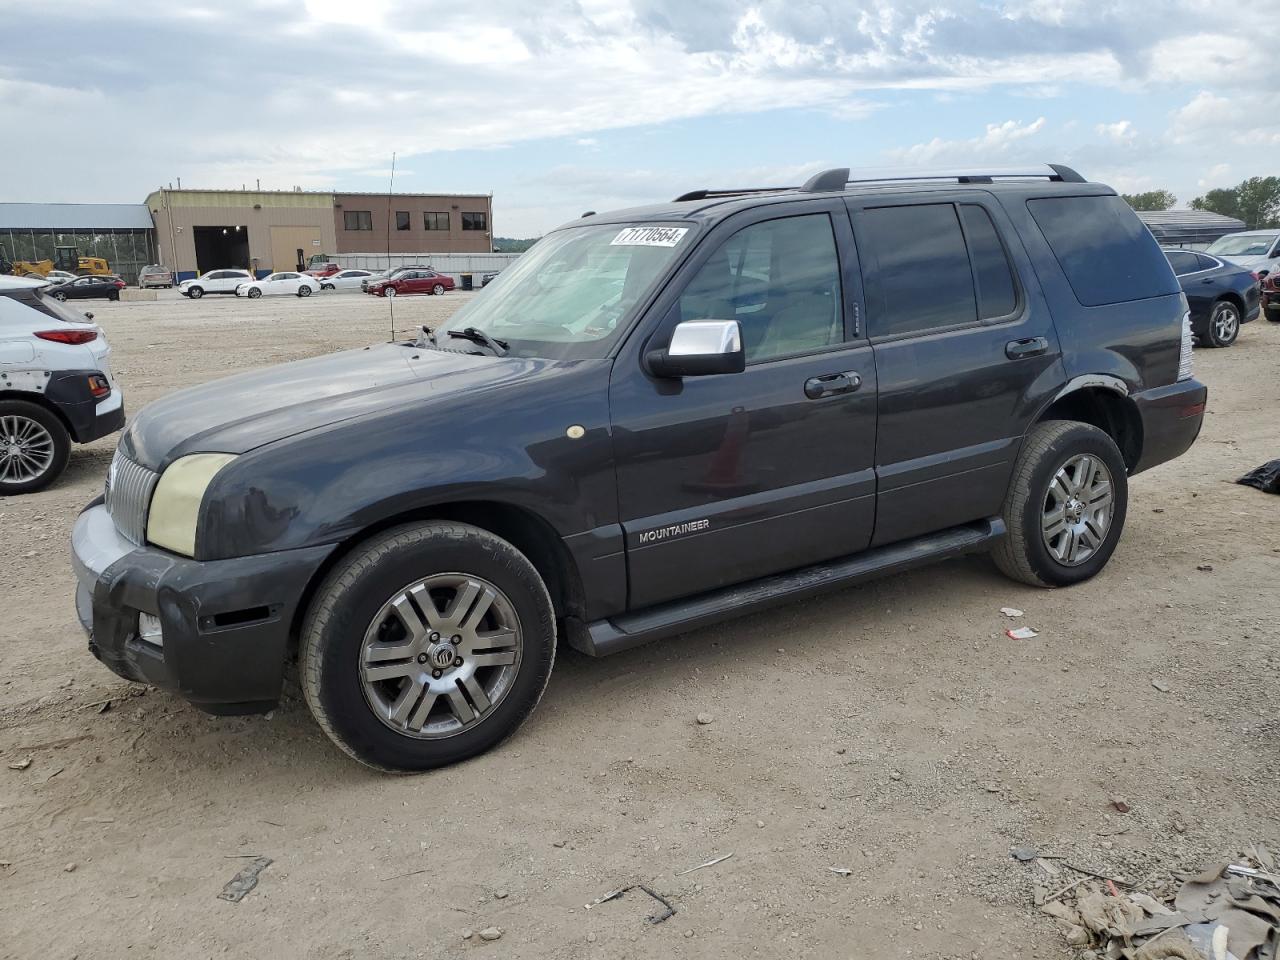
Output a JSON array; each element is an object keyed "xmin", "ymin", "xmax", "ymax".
[{"xmin": 572, "ymin": 518, "xmax": 1005, "ymax": 657}]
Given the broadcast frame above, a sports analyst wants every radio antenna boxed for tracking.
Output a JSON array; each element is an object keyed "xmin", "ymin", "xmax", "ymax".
[{"xmin": 386, "ymin": 152, "xmax": 396, "ymax": 342}]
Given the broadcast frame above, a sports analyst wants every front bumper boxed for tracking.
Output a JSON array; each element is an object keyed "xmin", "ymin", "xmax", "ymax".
[
  {"xmin": 1131, "ymin": 379, "xmax": 1208, "ymax": 475},
  {"xmin": 71, "ymin": 501, "xmax": 335, "ymax": 714}
]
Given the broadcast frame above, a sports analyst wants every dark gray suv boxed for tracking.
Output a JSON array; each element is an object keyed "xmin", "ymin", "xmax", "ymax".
[{"xmin": 71, "ymin": 164, "xmax": 1207, "ymax": 771}]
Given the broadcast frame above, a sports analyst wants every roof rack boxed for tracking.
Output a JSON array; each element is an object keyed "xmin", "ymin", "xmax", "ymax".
[{"xmin": 673, "ymin": 163, "xmax": 1086, "ymax": 202}]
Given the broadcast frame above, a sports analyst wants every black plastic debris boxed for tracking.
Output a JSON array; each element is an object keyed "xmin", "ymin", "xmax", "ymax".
[{"xmin": 1238, "ymin": 460, "xmax": 1280, "ymax": 495}]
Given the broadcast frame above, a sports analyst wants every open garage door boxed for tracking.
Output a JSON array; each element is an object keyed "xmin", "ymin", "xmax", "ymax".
[
  {"xmin": 270, "ymin": 226, "xmax": 322, "ymax": 273},
  {"xmin": 193, "ymin": 225, "xmax": 250, "ymax": 275}
]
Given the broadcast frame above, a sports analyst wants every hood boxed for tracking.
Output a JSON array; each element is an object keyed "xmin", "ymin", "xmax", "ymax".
[{"xmin": 122, "ymin": 341, "xmax": 551, "ymax": 469}]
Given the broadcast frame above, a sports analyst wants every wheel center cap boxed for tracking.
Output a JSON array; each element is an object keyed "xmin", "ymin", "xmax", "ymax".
[
  {"xmin": 1066, "ymin": 498, "xmax": 1084, "ymax": 523},
  {"xmin": 427, "ymin": 644, "xmax": 457, "ymax": 670}
]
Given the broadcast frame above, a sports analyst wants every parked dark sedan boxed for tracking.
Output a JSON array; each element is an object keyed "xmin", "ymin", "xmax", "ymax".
[
  {"xmin": 1163, "ymin": 249, "xmax": 1260, "ymax": 347},
  {"xmin": 46, "ymin": 275, "xmax": 125, "ymax": 302}
]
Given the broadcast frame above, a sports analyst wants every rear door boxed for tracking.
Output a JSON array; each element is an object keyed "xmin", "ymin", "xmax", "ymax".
[
  {"xmin": 610, "ymin": 201, "xmax": 879, "ymax": 609},
  {"xmin": 847, "ymin": 193, "xmax": 1064, "ymax": 546}
]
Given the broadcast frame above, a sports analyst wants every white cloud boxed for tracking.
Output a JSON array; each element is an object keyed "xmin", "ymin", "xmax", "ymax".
[
  {"xmin": 887, "ymin": 117, "xmax": 1047, "ymax": 166},
  {"xmin": 1095, "ymin": 120, "xmax": 1136, "ymax": 144}
]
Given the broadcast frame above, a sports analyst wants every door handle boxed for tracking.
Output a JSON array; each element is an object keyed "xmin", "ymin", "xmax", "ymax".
[
  {"xmin": 1005, "ymin": 336, "xmax": 1049, "ymax": 360},
  {"xmin": 804, "ymin": 371, "xmax": 862, "ymax": 399}
]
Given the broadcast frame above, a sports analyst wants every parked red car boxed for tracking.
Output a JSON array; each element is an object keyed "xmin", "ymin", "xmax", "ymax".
[
  {"xmin": 1260, "ymin": 272, "xmax": 1280, "ymax": 321},
  {"xmin": 304, "ymin": 262, "xmax": 342, "ymax": 278},
  {"xmin": 366, "ymin": 269, "xmax": 454, "ymax": 297}
]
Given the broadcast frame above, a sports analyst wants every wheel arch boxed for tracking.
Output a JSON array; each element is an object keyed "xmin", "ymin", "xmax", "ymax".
[
  {"xmin": 1032, "ymin": 378, "xmax": 1143, "ymax": 472},
  {"xmin": 289, "ymin": 499, "xmax": 586, "ymax": 653},
  {"xmin": 0, "ymin": 389, "xmax": 75, "ymax": 440}
]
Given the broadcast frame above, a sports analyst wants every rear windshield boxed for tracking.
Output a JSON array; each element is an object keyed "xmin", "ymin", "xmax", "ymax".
[
  {"xmin": 1028, "ymin": 195, "xmax": 1179, "ymax": 306},
  {"xmin": 0, "ymin": 285, "xmax": 94, "ymax": 323}
]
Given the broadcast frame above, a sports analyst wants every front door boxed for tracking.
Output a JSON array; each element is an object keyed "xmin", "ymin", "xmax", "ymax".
[
  {"xmin": 610, "ymin": 202, "xmax": 878, "ymax": 610},
  {"xmin": 846, "ymin": 194, "xmax": 1065, "ymax": 546}
]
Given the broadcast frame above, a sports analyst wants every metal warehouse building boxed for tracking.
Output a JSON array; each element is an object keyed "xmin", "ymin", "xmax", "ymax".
[
  {"xmin": 147, "ymin": 188, "xmax": 494, "ymax": 280},
  {"xmin": 0, "ymin": 203, "xmax": 158, "ymax": 284}
]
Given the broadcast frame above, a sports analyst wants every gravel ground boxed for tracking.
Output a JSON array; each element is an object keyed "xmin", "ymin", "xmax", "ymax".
[{"xmin": 1, "ymin": 289, "xmax": 1277, "ymax": 959}]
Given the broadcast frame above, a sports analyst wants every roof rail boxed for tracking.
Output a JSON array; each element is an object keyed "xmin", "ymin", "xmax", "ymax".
[
  {"xmin": 673, "ymin": 186, "xmax": 794, "ymax": 202},
  {"xmin": 799, "ymin": 163, "xmax": 1087, "ymax": 191}
]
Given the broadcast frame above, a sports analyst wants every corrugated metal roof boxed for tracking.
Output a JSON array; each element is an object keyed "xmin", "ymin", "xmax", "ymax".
[
  {"xmin": 0, "ymin": 203, "xmax": 154, "ymax": 230},
  {"xmin": 1137, "ymin": 209, "xmax": 1245, "ymax": 244}
]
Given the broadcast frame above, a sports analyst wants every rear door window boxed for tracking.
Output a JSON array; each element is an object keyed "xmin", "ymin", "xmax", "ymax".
[
  {"xmin": 1164, "ymin": 251, "xmax": 1199, "ymax": 276},
  {"xmin": 960, "ymin": 205, "xmax": 1018, "ymax": 319},
  {"xmin": 1028, "ymin": 195, "xmax": 1179, "ymax": 306}
]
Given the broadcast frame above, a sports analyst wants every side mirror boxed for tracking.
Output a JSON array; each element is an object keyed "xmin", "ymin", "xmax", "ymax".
[{"xmin": 647, "ymin": 319, "xmax": 745, "ymax": 378}]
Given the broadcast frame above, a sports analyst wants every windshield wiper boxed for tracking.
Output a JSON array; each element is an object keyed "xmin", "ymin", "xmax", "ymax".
[{"xmin": 447, "ymin": 326, "xmax": 509, "ymax": 356}]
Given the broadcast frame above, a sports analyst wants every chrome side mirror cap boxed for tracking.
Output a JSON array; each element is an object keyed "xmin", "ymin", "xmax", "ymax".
[{"xmin": 647, "ymin": 319, "xmax": 745, "ymax": 378}]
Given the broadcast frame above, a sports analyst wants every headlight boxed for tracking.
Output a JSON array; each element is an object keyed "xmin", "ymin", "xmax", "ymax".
[{"xmin": 146, "ymin": 453, "xmax": 237, "ymax": 556}]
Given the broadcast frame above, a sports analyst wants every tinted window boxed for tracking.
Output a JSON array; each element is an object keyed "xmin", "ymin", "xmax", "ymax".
[
  {"xmin": 862, "ymin": 204, "xmax": 975, "ymax": 337},
  {"xmin": 424, "ymin": 212, "xmax": 449, "ymax": 231},
  {"xmin": 462, "ymin": 212, "xmax": 487, "ymax": 231},
  {"xmin": 1028, "ymin": 195, "xmax": 1178, "ymax": 306},
  {"xmin": 960, "ymin": 205, "xmax": 1017, "ymax": 319},
  {"xmin": 1194, "ymin": 253, "xmax": 1220, "ymax": 271},
  {"xmin": 677, "ymin": 214, "xmax": 842, "ymax": 362},
  {"xmin": 344, "ymin": 210, "xmax": 372, "ymax": 231},
  {"xmin": 1164, "ymin": 250, "xmax": 1199, "ymax": 276},
  {"xmin": 395, "ymin": 211, "xmax": 410, "ymax": 231}
]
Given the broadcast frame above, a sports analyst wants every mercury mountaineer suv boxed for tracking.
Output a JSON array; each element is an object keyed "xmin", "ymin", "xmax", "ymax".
[{"xmin": 71, "ymin": 164, "xmax": 1207, "ymax": 771}]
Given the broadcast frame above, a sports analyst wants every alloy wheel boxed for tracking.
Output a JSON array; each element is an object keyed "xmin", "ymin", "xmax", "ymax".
[
  {"xmin": 1211, "ymin": 303, "xmax": 1239, "ymax": 344},
  {"xmin": 358, "ymin": 573, "xmax": 523, "ymax": 739},
  {"xmin": 1041, "ymin": 453, "xmax": 1114, "ymax": 566},
  {"xmin": 0, "ymin": 415, "xmax": 55, "ymax": 484}
]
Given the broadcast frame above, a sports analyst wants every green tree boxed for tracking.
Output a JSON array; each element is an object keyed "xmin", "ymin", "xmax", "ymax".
[
  {"xmin": 1121, "ymin": 190, "xmax": 1177, "ymax": 211},
  {"xmin": 1191, "ymin": 177, "xmax": 1280, "ymax": 228}
]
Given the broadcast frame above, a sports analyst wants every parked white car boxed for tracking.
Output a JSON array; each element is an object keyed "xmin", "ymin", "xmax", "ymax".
[
  {"xmin": 0, "ymin": 276, "xmax": 124, "ymax": 494},
  {"xmin": 1204, "ymin": 230, "xmax": 1280, "ymax": 277},
  {"xmin": 43, "ymin": 270, "xmax": 79, "ymax": 285},
  {"xmin": 235, "ymin": 272, "xmax": 322, "ymax": 299},
  {"xmin": 179, "ymin": 269, "xmax": 254, "ymax": 299},
  {"xmin": 319, "ymin": 269, "xmax": 375, "ymax": 291}
]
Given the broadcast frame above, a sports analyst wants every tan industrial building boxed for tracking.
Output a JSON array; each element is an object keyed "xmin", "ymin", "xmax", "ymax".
[{"xmin": 146, "ymin": 188, "xmax": 493, "ymax": 280}]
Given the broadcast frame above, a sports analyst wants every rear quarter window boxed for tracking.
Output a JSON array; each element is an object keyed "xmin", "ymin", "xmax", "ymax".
[{"xmin": 1028, "ymin": 195, "xmax": 1178, "ymax": 306}]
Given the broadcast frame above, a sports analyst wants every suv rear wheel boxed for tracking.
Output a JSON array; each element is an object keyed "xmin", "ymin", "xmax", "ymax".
[
  {"xmin": 0, "ymin": 400, "xmax": 71, "ymax": 495},
  {"xmin": 993, "ymin": 420, "xmax": 1128, "ymax": 587},
  {"xmin": 300, "ymin": 521, "xmax": 556, "ymax": 771}
]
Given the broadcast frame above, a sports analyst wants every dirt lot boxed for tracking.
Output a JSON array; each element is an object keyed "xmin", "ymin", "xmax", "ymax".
[{"xmin": 1, "ymin": 289, "xmax": 1277, "ymax": 959}]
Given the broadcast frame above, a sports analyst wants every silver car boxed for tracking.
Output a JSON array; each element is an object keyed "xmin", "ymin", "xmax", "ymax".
[
  {"xmin": 137, "ymin": 265, "xmax": 174, "ymax": 288},
  {"xmin": 1204, "ymin": 230, "xmax": 1280, "ymax": 277}
]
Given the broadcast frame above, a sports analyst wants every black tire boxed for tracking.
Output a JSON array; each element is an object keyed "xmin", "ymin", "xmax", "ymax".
[
  {"xmin": 247, "ymin": 287, "xmax": 262, "ymax": 299},
  {"xmin": 108, "ymin": 291, "xmax": 119, "ymax": 301},
  {"xmin": 1266, "ymin": 305, "xmax": 1280, "ymax": 323},
  {"xmin": 0, "ymin": 400, "xmax": 71, "ymax": 495},
  {"xmin": 322, "ymin": 283, "xmax": 334, "ymax": 291},
  {"xmin": 299, "ymin": 521, "xmax": 556, "ymax": 772},
  {"xmin": 432, "ymin": 283, "xmax": 445, "ymax": 295},
  {"xmin": 188, "ymin": 286, "xmax": 204, "ymax": 299},
  {"xmin": 992, "ymin": 420, "xmax": 1129, "ymax": 588},
  {"xmin": 1202, "ymin": 300, "xmax": 1240, "ymax": 347},
  {"xmin": 298, "ymin": 285, "xmax": 312, "ymax": 298}
]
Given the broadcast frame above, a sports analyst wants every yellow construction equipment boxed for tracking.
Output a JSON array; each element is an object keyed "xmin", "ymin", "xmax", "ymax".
[{"xmin": 0, "ymin": 245, "xmax": 111, "ymax": 278}]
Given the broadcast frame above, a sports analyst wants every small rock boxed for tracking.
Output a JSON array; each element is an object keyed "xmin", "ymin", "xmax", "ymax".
[
  {"xmin": 478, "ymin": 927, "xmax": 502, "ymax": 942},
  {"xmin": 756, "ymin": 820, "xmax": 765, "ymax": 829},
  {"xmin": 888, "ymin": 771, "xmax": 902, "ymax": 781},
  {"xmin": 1111, "ymin": 797, "xmax": 1131, "ymax": 814},
  {"xmin": 64, "ymin": 862, "xmax": 77, "ymax": 873},
  {"xmin": 818, "ymin": 802, "xmax": 827, "ymax": 810},
  {"xmin": 7, "ymin": 757, "xmax": 32, "ymax": 771},
  {"xmin": 984, "ymin": 783, "xmax": 1002, "ymax": 793},
  {"xmin": 1173, "ymin": 819, "xmax": 1187, "ymax": 834},
  {"xmin": 552, "ymin": 840, "xmax": 565, "ymax": 848},
  {"xmin": 835, "ymin": 748, "xmax": 846, "ymax": 755},
  {"xmin": 913, "ymin": 922, "xmax": 923, "ymax": 931},
  {"xmin": 999, "ymin": 607, "xmax": 1024, "ymax": 618},
  {"xmin": 1010, "ymin": 845, "xmax": 1038, "ymax": 862},
  {"xmin": 1152, "ymin": 508, "xmax": 1164, "ymax": 513},
  {"xmin": 1151, "ymin": 679, "xmax": 1171, "ymax": 693},
  {"xmin": 1196, "ymin": 564, "xmax": 1213, "ymax": 572},
  {"xmin": 696, "ymin": 713, "xmax": 714, "ymax": 725},
  {"xmin": 461, "ymin": 929, "xmax": 474, "ymax": 940},
  {"xmin": 494, "ymin": 890, "xmax": 508, "ymax": 900},
  {"xmin": 684, "ymin": 930, "xmax": 694, "ymax": 938},
  {"xmin": 586, "ymin": 932, "xmax": 596, "ymax": 943}
]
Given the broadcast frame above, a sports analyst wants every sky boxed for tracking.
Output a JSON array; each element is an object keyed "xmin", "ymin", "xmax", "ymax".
[{"xmin": 2, "ymin": 0, "xmax": 1275, "ymax": 237}]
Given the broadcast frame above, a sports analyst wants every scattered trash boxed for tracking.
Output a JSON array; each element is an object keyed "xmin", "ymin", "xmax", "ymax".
[
  {"xmin": 478, "ymin": 927, "xmax": 503, "ymax": 942},
  {"xmin": 7, "ymin": 757, "xmax": 32, "ymax": 771},
  {"xmin": 1237, "ymin": 459, "xmax": 1280, "ymax": 495},
  {"xmin": 1197, "ymin": 564, "xmax": 1214, "ymax": 572},
  {"xmin": 1000, "ymin": 607, "xmax": 1025, "ymax": 618},
  {"xmin": 584, "ymin": 883, "xmax": 677, "ymax": 923},
  {"xmin": 1028, "ymin": 847, "xmax": 1280, "ymax": 959},
  {"xmin": 829, "ymin": 867, "xmax": 855, "ymax": 877},
  {"xmin": 695, "ymin": 713, "xmax": 714, "ymax": 725},
  {"xmin": 1152, "ymin": 679, "xmax": 1172, "ymax": 693},
  {"xmin": 675, "ymin": 852, "xmax": 733, "ymax": 876},
  {"xmin": 380, "ymin": 868, "xmax": 428, "ymax": 882},
  {"xmin": 1006, "ymin": 626, "xmax": 1039, "ymax": 640},
  {"xmin": 217, "ymin": 856, "xmax": 272, "ymax": 903}
]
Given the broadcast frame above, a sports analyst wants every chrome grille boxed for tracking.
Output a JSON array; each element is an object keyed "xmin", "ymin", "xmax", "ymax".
[{"xmin": 105, "ymin": 450, "xmax": 159, "ymax": 546}]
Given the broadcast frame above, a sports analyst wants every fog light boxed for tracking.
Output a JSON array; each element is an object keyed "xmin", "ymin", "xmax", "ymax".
[{"xmin": 137, "ymin": 612, "xmax": 164, "ymax": 648}]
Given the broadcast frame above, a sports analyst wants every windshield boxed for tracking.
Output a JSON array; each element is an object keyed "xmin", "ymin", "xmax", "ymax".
[
  {"xmin": 1206, "ymin": 233, "xmax": 1278, "ymax": 256},
  {"xmin": 435, "ymin": 222, "xmax": 693, "ymax": 359}
]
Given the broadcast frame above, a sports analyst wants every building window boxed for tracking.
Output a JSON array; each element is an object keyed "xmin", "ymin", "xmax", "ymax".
[
  {"xmin": 344, "ymin": 210, "xmax": 372, "ymax": 231},
  {"xmin": 424, "ymin": 212, "xmax": 450, "ymax": 231},
  {"xmin": 395, "ymin": 211, "xmax": 410, "ymax": 231},
  {"xmin": 462, "ymin": 212, "xmax": 487, "ymax": 231}
]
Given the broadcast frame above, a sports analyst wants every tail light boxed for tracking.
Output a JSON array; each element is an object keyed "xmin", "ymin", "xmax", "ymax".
[
  {"xmin": 35, "ymin": 328, "xmax": 98, "ymax": 345},
  {"xmin": 88, "ymin": 374, "xmax": 111, "ymax": 398},
  {"xmin": 1177, "ymin": 294, "xmax": 1194, "ymax": 382}
]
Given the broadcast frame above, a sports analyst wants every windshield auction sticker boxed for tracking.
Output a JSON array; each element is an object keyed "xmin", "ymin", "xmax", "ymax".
[{"xmin": 611, "ymin": 226, "xmax": 689, "ymax": 247}]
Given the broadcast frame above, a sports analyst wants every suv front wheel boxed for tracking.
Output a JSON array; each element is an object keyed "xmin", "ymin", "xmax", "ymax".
[
  {"xmin": 993, "ymin": 420, "xmax": 1129, "ymax": 587},
  {"xmin": 300, "ymin": 521, "xmax": 556, "ymax": 771}
]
